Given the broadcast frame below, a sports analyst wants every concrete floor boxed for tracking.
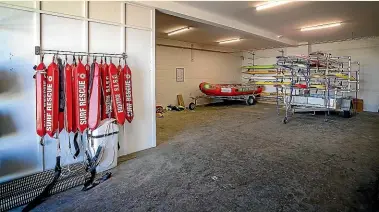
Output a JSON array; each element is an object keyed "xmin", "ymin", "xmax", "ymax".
[{"xmin": 19, "ymin": 103, "xmax": 379, "ymax": 211}]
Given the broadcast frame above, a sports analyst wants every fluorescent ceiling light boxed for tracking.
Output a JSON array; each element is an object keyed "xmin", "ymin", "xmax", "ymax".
[
  {"xmin": 218, "ymin": 38, "xmax": 241, "ymax": 44},
  {"xmin": 301, "ymin": 22, "xmax": 341, "ymax": 31},
  {"xmin": 167, "ymin": 27, "xmax": 191, "ymax": 36},
  {"xmin": 256, "ymin": 1, "xmax": 291, "ymax": 11}
]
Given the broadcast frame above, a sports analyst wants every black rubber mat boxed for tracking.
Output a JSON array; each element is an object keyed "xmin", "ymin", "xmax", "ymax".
[{"xmin": 0, "ymin": 163, "xmax": 89, "ymax": 212}]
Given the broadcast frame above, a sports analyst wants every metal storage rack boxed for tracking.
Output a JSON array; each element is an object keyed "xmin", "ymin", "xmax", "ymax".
[
  {"xmin": 241, "ymin": 51, "xmax": 285, "ymax": 114},
  {"xmin": 276, "ymin": 52, "xmax": 360, "ymax": 123}
]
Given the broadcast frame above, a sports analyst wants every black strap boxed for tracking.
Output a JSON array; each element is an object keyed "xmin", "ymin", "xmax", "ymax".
[
  {"xmin": 82, "ymin": 146, "xmax": 103, "ymax": 191},
  {"xmin": 88, "ymin": 131, "xmax": 119, "ymax": 139},
  {"xmin": 89, "ymin": 62, "xmax": 95, "ymax": 95},
  {"xmin": 57, "ymin": 58, "xmax": 65, "ymax": 112},
  {"xmin": 82, "ymin": 172, "xmax": 112, "ymax": 191},
  {"xmin": 73, "ymin": 132, "xmax": 80, "ymax": 158},
  {"xmin": 22, "ymin": 156, "xmax": 61, "ymax": 212}
]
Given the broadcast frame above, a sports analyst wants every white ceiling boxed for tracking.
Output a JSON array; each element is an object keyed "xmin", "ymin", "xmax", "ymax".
[
  {"xmin": 156, "ymin": 11, "xmax": 286, "ymax": 51},
  {"xmin": 155, "ymin": 1, "xmax": 379, "ymax": 51},
  {"xmin": 180, "ymin": 1, "xmax": 379, "ymax": 43}
]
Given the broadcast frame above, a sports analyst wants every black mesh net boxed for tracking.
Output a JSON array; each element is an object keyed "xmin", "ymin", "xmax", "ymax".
[{"xmin": 0, "ymin": 162, "xmax": 90, "ymax": 212}]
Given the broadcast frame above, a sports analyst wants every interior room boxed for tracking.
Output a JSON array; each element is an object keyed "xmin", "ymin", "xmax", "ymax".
[{"xmin": 1, "ymin": 1, "xmax": 379, "ymax": 211}]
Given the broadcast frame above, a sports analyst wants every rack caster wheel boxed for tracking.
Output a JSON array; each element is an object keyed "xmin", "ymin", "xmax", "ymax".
[
  {"xmin": 189, "ymin": 102, "xmax": 196, "ymax": 110},
  {"xmin": 283, "ymin": 117, "xmax": 288, "ymax": 124},
  {"xmin": 343, "ymin": 110, "xmax": 352, "ymax": 118},
  {"xmin": 246, "ymin": 96, "xmax": 256, "ymax": 106}
]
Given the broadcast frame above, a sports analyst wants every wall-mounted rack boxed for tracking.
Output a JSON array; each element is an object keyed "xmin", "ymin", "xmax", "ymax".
[{"xmin": 34, "ymin": 46, "xmax": 127, "ymax": 59}]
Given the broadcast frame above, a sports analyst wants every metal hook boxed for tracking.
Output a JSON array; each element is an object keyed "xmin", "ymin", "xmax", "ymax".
[{"xmin": 73, "ymin": 54, "xmax": 76, "ymax": 65}]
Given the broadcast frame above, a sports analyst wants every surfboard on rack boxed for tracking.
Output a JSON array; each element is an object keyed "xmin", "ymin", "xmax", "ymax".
[
  {"xmin": 252, "ymin": 81, "xmax": 291, "ymax": 86},
  {"xmin": 277, "ymin": 63, "xmax": 308, "ymax": 69},
  {"xmin": 251, "ymin": 81, "xmax": 327, "ymax": 89},
  {"xmin": 242, "ymin": 70, "xmax": 279, "ymax": 75},
  {"xmin": 242, "ymin": 65, "xmax": 276, "ymax": 70},
  {"xmin": 261, "ymin": 92, "xmax": 284, "ymax": 96},
  {"xmin": 309, "ymin": 73, "xmax": 355, "ymax": 80},
  {"xmin": 244, "ymin": 76, "xmax": 288, "ymax": 80},
  {"xmin": 331, "ymin": 73, "xmax": 356, "ymax": 80}
]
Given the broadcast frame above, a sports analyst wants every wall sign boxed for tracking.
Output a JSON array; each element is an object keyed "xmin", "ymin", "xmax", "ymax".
[{"xmin": 176, "ymin": 67, "xmax": 184, "ymax": 82}]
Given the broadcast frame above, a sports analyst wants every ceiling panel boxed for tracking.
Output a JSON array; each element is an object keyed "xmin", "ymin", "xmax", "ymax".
[
  {"xmin": 180, "ymin": 1, "xmax": 379, "ymax": 43},
  {"xmin": 156, "ymin": 11, "xmax": 287, "ymax": 51}
]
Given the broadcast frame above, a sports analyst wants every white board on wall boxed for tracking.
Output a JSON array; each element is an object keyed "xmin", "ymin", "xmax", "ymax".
[
  {"xmin": 89, "ymin": 22, "xmax": 122, "ymax": 64},
  {"xmin": 41, "ymin": 1, "xmax": 85, "ymax": 17},
  {"xmin": 41, "ymin": 14, "xmax": 87, "ymax": 169},
  {"xmin": 121, "ymin": 27, "xmax": 155, "ymax": 155},
  {"xmin": 0, "ymin": 8, "xmax": 41, "ymax": 183},
  {"xmin": 41, "ymin": 14, "xmax": 86, "ymax": 53},
  {"xmin": 126, "ymin": 4, "xmax": 152, "ymax": 29},
  {"xmin": 89, "ymin": 1, "xmax": 122, "ymax": 23},
  {"xmin": 2, "ymin": 1, "xmax": 35, "ymax": 8}
]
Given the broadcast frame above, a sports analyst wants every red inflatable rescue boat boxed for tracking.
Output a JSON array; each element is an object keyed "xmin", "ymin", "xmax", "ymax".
[{"xmin": 199, "ymin": 82, "xmax": 263, "ymax": 96}]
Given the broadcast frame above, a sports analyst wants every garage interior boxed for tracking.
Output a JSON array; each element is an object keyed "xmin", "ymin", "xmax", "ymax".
[{"xmin": 1, "ymin": 1, "xmax": 379, "ymax": 212}]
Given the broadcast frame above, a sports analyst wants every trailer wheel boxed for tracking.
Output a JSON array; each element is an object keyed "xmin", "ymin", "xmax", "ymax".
[
  {"xmin": 189, "ymin": 102, "xmax": 196, "ymax": 110},
  {"xmin": 246, "ymin": 96, "xmax": 256, "ymax": 106}
]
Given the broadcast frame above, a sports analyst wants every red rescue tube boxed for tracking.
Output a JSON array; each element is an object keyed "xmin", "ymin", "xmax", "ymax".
[
  {"xmin": 74, "ymin": 60, "xmax": 88, "ymax": 132},
  {"xmin": 124, "ymin": 65, "xmax": 134, "ymax": 123},
  {"xmin": 54, "ymin": 60, "xmax": 60, "ymax": 134},
  {"xmin": 88, "ymin": 62, "xmax": 101, "ymax": 130},
  {"xmin": 45, "ymin": 60, "xmax": 59, "ymax": 137},
  {"xmin": 85, "ymin": 63, "xmax": 90, "ymax": 85},
  {"xmin": 64, "ymin": 63, "xmax": 73, "ymax": 132},
  {"xmin": 108, "ymin": 63, "xmax": 125, "ymax": 124},
  {"xmin": 118, "ymin": 64, "xmax": 124, "ymax": 104},
  {"xmin": 35, "ymin": 62, "xmax": 46, "ymax": 137},
  {"xmin": 101, "ymin": 62, "xmax": 112, "ymax": 120},
  {"xmin": 72, "ymin": 64, "xmax": 78, "ymax": 132}
]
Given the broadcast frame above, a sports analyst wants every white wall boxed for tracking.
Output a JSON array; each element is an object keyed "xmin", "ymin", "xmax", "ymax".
[
  {"xmin": 156, "ymin": 38, "xmax": 242, "ymax": 106},
  {"xmin": 312, "ymin": 38, "xmax": 379, "ymax": 112},
  {"xmin": 243, "ymin": 37, "xmax": 379, "ymax": 112},
  {"xmin": 0, "ymin": 2, "xmax": 156, "ymax": 183}
]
